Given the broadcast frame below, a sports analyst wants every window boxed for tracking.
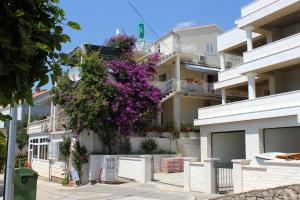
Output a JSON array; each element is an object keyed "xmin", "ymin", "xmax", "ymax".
[
  {"xmin": 205, "ymin": 42, "xmax": 216, "ymax": 55},
  {"xmin": 39, "ymin": 145, "xmax": 48, "ymax": 160},
  {"xmin": 29, "ymin": 137, "xmax": 48, "ymax": 160},
  {"xmin": 156, "ymin": 44, "xmax": 160, "ymax": 53},
  {"xmin": 158, "ymin": 74, "xmax": 167, "ymax": 82}
]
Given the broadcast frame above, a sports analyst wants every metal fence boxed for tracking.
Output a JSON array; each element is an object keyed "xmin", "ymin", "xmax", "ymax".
[{"xmin": 215, "ymin": 162, "xmax": 233, "ymax": 194}]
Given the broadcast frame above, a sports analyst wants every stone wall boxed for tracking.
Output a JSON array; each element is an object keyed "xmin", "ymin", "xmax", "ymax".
[{"xmin": 210, "ymin": 184, "xmax": 300, "ymax": 200}]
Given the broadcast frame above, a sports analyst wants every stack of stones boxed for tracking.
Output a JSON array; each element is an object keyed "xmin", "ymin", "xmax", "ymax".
[
  {"xmin": 210, "ymin": 184, "xmax": 300, "ymax": 200},
  {"xmin": 160, "ymin": 157, "xmax": 184, "ymax": 173}
]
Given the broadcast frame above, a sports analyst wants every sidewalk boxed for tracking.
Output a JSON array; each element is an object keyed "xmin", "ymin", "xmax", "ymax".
[{"xmin": 37, "ymin": 179, "xmax": 221, "ymax": 200}]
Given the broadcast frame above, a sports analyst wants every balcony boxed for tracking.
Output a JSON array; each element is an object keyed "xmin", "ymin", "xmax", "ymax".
[
  {"xmin": 237, "ymin": 0, "xmax": 300, "ymax": 28},
  {"xmin": 217, "ymin": 28, "xmax": 261, "ymax": 52},
  {"xmin": 155, "ymin": 78, "xmax": 247, "ymax": 100},
  {"xmin": 194, "ymin": 90, "xmax": 300, "ymax": 126},
  {"xmin": 241, "ymin": 0, "xmax": 277, "ymax": 17},
  {"xmin": 28, "ymin": 118, "xmax": 50, "ymax": 134},
  {"xmin": 240, "ymin": 33, "xmax": 300, "ymax": 74}
]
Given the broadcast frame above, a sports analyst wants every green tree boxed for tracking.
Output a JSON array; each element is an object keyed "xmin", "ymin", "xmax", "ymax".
[
  {"xmin": 52, "ymin": 52, "xmax": 119, "ymax": 153},
  {"xmin": 0, "ymin": 131, "xmax": 6, "ymax": 172},
  {"xmin": 71, "ymin": 141, "xmax": 88, "ymax": 184},
  {"xmin": 59, "ymin": 137, "xmax": 71, "ymax": 179},
  {"xmin": 0, "ymin": 0, "xmax": 80, "ymax": 120},
  {"xmin": 16, "ymin": 128, "xmax": 28, "ymax": 152}
]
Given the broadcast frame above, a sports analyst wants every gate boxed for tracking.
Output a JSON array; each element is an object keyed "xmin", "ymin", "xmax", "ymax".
[{"xmin": 215, "ymin": 162, "xmax": 233, "ymax": 194}]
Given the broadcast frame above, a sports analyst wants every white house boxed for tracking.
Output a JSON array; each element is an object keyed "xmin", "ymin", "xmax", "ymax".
[
  {"xmin": 189, "ymin": 0, "xmax": 300, "ymax": 194},
  {"xmin": 147, "ymin": 24, "xmax": 246, "ymax": 130}
]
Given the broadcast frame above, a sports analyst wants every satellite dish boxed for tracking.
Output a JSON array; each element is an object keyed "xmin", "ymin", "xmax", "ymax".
[{"xmin": 68, "ymin": 66, "xmax": 82, "ymax": 82}]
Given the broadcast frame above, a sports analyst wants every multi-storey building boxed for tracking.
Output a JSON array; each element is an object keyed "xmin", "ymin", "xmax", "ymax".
[
  {"xmin": 193, "ymin": 0, "xmax": 300, "ymax": 193},
  {"xmin": 146, "ymin": 24, "xmax": 245, "ymax": 130}
]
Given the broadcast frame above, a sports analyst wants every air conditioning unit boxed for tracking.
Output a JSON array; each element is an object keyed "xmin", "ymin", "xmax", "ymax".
[
  {"xmin": 226, "ymin": 61, "xmax": 233, "ymax": 68},
  {"xmin": 199, "ymin": 56, "xmax": 207, "ymax": 64}
]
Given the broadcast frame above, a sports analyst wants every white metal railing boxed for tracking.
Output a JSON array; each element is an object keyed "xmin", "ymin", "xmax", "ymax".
[
  {"xmin": 155, "ymin": 79, "xmax": 248, "ymax": 99},
  {"xmin": 155, "ymin": 78, "xmax": 176, "ymax": 96},
  {"xmin": 28, "ymin": 118, "xmax": 50, "ymax": 134},
  {"xmin": 243, "ymin": 33, "xmax": 300, "ymax": 63}
]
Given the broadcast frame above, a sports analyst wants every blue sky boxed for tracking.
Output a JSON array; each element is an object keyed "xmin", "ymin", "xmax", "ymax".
[{"xmin": 43, "ymin": 0, "xmax": 252, "ymax": 89}]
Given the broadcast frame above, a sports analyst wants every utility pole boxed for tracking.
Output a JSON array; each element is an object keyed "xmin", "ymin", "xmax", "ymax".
[{"xmin": 5, "ymin": 106, "xmax": 17, "ymax": 200}]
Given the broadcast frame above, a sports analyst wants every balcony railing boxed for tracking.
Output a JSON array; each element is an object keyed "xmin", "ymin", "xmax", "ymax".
[
  {"xmin": 196, "ymin": 90, "xmax": 300, "ymax": 125},
  {"xmin": 243, "ymin": 33, "xmax": 300, "ymax": 63},
  {"xmin": 154, "ymin": 78, "xmax": 247, "ymax": 99},
  {"xmin": 28, "ymin": 118, "xmax": 50, "ymax": 134}
]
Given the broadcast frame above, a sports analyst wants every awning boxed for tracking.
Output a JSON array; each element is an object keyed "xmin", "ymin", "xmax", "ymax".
[{"xmin": 185, "ymin": 63, "xmax": 221, "ymax": 74}]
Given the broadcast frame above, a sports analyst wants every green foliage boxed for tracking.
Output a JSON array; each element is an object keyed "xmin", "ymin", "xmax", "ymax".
[
  {"xmin": 120, "ymin": 137, "xmax": 132, "ymax": 154},
  {"xmin": 59, "ymin": 137, "xmax": 71, "ymax": 178},
  {"xmin": 15, "ymin": 154, "xmax": 27, "ymax": 168},
  {"xmin": 52, "ymin": 52, "xmax": 120, "ymax": 153},
  {"xmin": 60, "ymin": 178, "xmax": 69, "ymax": 186},
  {"xmin": 0, "ymin": 0, "xmax": 80, "ymax": 121},
  {"xmin": 140, "ymin": 138, "xmax": 158, "ymax": 154},
  {"xmin": 16, "ymin": 128, "xmax": 28, "ymax": 152},
  {"xmin": 0, "ymin": 131, "xmax": 6, "ymax": 173},
  {"xmin": 60, "ymin": 137, "xmax": 71, "ymax": 162},
  {"xmin": 71, "ymin": 141, "xmax": 88, "ymax": 181}
]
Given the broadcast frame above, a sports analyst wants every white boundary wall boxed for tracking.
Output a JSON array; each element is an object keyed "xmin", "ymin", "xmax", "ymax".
[
  {"xmin": 184, "ymin": 158, "xmax": 219, "ymax": 193},
  {"xmin": 118, "ymin": 156, "xmax": 152, "ymax": 183},
  {"xmin": 31, "ymin": 159, "xmax": 65, "ymax": 180},
  {"xmin": 233, "ymin": 159, "xmax": 300, "ymax": 193}
]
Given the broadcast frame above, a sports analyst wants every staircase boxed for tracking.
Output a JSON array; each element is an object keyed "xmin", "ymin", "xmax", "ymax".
[{"xmin": 154, "ymin": 78, "xmax": 176, "ymax": 103}]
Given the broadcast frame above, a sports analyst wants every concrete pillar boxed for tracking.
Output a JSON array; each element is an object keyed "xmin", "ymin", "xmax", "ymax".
[
  {"xmin": 204, "ymin": 158, "xmax": 219, "ymax": 193},
  {"xmin": 244, "ymin": 26, "xmax": 254, "ymax": 51},
  {"xmin": 268, "ymin": 75, "xmax": 275, "ymax": 95},
  {"xmin": 173, "ymin": 94, "xmax": 180, "ymax": 131},
  {"xmin": 157, "ymin": 111, "xmax": 162, "ymax": 127},
  {"xmin": 232, "ymin": 159, "xmax": 251, "ymax": 193},
  {"xmin": 266, "ymin": 31, "xmax": 273, "ymax": 43},
  {"xmin": 245, "ymin": 128, "xmax": 264, "ymax": 161},
  {"xmin": 183, "ymin": 157, "xmax": 193, "ymax": 191},
  {"xmin": 175, "ymin": 55, "xmax": 181, "ymax": 91},
  {"xmin": 220, "ymin": 52, "xmax": 225, "ymax": 71},
  {"xmin": 221, "ymin": 88, "xmax": 226, "ymax": 105},
  {"xmin": 247, "ymin": 72, "xmax": 257, "ymax": 99},
  {"xmin": 200, "ymin": 131, "xmax": 211, "ymax": 162},
  {"xmin": 140, "ymin": 155, "xmax": 152, "ymax": 183}
]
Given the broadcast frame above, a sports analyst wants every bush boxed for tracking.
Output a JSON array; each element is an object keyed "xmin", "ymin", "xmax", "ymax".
[
  {"xmin": 121, "ymin": 137, "xmax": 132, "ymax": 154},
  {"xmin": 61, "ymin": 178, "xmax": 69, "ymax": 186},
  {"xmin": 140, "ymin": 138, "xmax": 158, "ymax": 154}
]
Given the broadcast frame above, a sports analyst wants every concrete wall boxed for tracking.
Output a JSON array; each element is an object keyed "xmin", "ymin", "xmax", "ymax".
[
  {"xmin": 177, "ymin": 26, "xmax": 221, "ymax": 66},
  {"xmin": 130, "ymin": 137, "xmax": 177, "ymax": 153},
  {"xmin": 180, "ymin": 97, "xmax": 203, "ymax": 125},
  {"xmin": 211, "ymin": 131, "xmax": 245, "ymax": 162},
  {"xmin": 161, "ymin": 97, "xmax": 174, "ymax": 125},
  {"xmin": 236, "ymin": 160, "xmax": 300, "ymax": 192},
  {"xmin": 118, "ymin": 156, "xmax": 151, "ymax": 183},
  {"xmin": 264, "ymin": 126, "xmax": 300, "ymax": 153},
  {"xmin": 31, "ymin": 159, "xmax": 65, "ymax": 180},
  {"xmin": 190, "ymin": 162, "xmax": 205, "ymax": 192},
  {"xmin": 79, "ymin": 131, "xmax": 104, "ymax": 154}
]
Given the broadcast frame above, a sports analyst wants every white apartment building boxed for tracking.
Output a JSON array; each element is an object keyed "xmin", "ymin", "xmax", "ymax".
[
  {"xmin": 191, "ymin": 0, "xmax": 300, "ymax": 193},
  {"xmin": 147, "ymin": 24, "xmax": 245, "ymax": 130}
]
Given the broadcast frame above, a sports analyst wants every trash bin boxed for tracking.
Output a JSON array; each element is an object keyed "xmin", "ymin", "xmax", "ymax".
[{"xmin": 14, "ymin": 168, "xmax": 39, "ymax": 200}]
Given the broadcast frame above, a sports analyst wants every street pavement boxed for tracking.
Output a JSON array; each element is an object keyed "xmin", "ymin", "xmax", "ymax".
[{"xmin": 37, "ymin": 179, "xmax": 221, "ymax": 200}]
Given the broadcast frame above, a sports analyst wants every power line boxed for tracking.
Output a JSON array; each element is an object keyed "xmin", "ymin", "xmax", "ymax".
[
  {"xmin": 125, "ymin": 0, "xmax": 172, "ymax": 53},
  {"xmin": 125, "ymin": 0, "xmax": 160, "ymax": 39}
]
